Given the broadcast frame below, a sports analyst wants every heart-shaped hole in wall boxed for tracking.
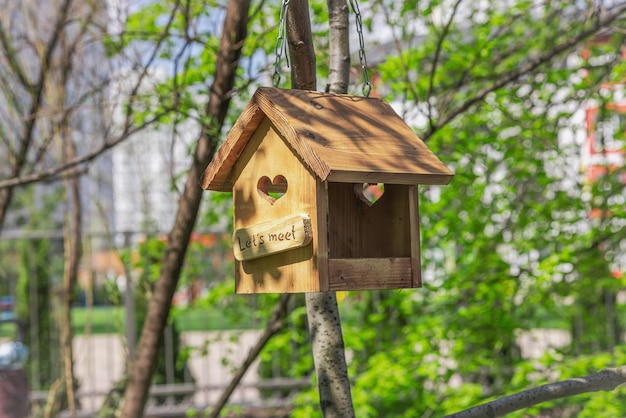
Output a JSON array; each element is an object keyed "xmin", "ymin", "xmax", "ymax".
[
  {"xmin": 257, "ymin": 175, "xmax": 288, "ymax": 204},
  {"xmin": 354, "ymin": 183, "xmax": 385, "ymax": 206}
]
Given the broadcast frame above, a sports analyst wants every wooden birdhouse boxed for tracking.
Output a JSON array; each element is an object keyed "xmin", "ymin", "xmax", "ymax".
[{"xmin": 200, "ymin": 87, "xmax": 453, "ymax": 294}]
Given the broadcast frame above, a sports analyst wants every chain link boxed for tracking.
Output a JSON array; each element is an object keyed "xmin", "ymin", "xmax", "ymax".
[
  {"xmin": 348, "ymin": 0, "xmax": 372, "ymax": 97},
  {"xmin": 273, "ymin": 0, "xmax": 290, "ymax": 87}
]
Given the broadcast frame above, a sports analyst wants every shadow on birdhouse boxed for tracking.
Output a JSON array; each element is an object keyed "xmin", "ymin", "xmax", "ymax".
[{"xmin": 200, "ymin": 87, "xmax": 453, "ymax": 294}]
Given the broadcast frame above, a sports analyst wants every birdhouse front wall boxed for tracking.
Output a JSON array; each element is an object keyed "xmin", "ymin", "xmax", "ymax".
[{"xmin": 230, "ymin": 118, "xmax": 327, "ymax": 294}]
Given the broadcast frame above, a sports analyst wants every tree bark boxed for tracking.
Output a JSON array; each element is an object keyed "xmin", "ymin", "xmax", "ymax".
[
  {"xmin": 286, "ymin": 1, "xmax": 317, "ymax": 91},
  {"xmin": 61, "ymin": 157, "xmax": 81, "ymax": 418},
  {"xmin": 304, "ymin": 292, "xmax": 355, "ymax": 417},
  {"xmin": 58, "ymin": 15, "xmax": 87, "ymax": 411},
  {"xmin": 445, "ymin": 365, "xmax": 626, "ymax": 418},
  {"xmin": 119, "ymin": 1, "xmax": 250, "ymax": 417},
  {"xmin": 286, "ymin": 1, "xmax": 355, "ymax": 417},
  {"xmin": 326, "ymin": 0, "xmax": 349, "ymax": 94}
]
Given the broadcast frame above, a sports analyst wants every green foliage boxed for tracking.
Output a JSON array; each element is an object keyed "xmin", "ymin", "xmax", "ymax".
[
  {"xmin": 71, "ymin": 306, "xmax": 125, "ymax": 335},
  {"xmin": 257, "ymin": 294, "xmax": 312, "ymax": 387},
  {"xmin": 105, "ymin": 0, "xmax": 626, "ymax": 416},
  {"xmin": 69, "ymin": 304, "xmax": 257, "ymax": 335},
  {"xmin": 292, "ymin": 0, "xmax": 626, "ymax": 416},
  {"xmin": 105, "ymin": 0, "xmax": 222, "ymax": 136},
  {"xmin": 15, "ymin": 238, "xmax": 56, "ymax": 390},
  {"xmin": 5, "ymin": 186, "xmax": 66, "ymax": 391}
]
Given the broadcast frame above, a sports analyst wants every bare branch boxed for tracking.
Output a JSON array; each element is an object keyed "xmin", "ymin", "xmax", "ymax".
[
  {"xmin": 445, "ymin": 365, "xmax": 626, "ymax": 418},
  {"xmin": 0, "ymin": 0, "xmax": 74, "ymax": 231},
  {"xmin": 378, "ymin": 0, "xmax": 421, "ymax": 103},
  {"xmin": 0, "ymin": 14, "xmax": 34, "ymax": 90},
  {"xmin": 0, "ymin": 114, "xmax": 165, "ymax": 190},
  {"xmin": 426, "ymin": 0, "xmax": 463, "ymax": 132}
]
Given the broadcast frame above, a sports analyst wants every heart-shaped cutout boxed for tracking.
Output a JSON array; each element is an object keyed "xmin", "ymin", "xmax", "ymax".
[
  {"xmin": 257, "ymin": 175, "xmax": 288, "ymax": 204},
  {"xmin": 354, "ymin": 183, "xmax": 384, "ymax": 206}
]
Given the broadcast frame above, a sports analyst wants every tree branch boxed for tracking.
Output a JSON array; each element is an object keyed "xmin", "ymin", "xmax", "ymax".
[
  {"xmin": 0, "ymin": 115, "xmax": 164, "ymax": 190},
  {"xmin": 426, "ymin": 0, "xmax": 463, "ymax": 132},
  {"xmin": 286, "ymin": 1, "xmax": 355, "ymax": 417},
  {"xmin": 445, "ymin": 365, "xmax": 626, "ymax": 418},
  {"xmin": 0, "ymin": 10, "xmax": 34, "ymax": 91},
  {"xmin": 423, "ymin": 2, "xmax": 626, "ymax": 140},
  {"xmin": 302, "ymin": 1, "xmax": 355, "ymax": 416},
  {"xmin": 119, "ymin": 0, "xmax": 250, "ymax": 416},
  {"xmin": 0, "ymin": 0, "xmax": 73, "ymax": 232},
  {"xmin": 377, "ymin": 0, "xmax": 421, "ymax": 104}
]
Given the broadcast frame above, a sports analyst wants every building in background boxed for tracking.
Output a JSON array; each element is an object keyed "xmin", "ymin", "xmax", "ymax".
[{"xmin": 580, "ymin": 36, "xmax": 626, "ymax": 278}]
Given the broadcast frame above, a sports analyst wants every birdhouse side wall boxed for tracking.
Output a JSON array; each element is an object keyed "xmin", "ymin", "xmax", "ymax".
[
  {"xmin": 327, "ymin": 183, "xmax": 412, "ymax": 258},
  {"xmin": 231, "ymin": 118, "xmax": 324, "ymax": 293},
  {"xmin": 326, "ymin": 183, "xmax": 421, "ymax": 290}
]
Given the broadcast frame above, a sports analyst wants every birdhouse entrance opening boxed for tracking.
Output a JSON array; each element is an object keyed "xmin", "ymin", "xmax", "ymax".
[
  {"xmin": 354, "ymin": 183, "xmax": 385, "ymax": 206},
  {"xmin": 257, "ymin": 175, "xmax": 288, "ymax": 204}
]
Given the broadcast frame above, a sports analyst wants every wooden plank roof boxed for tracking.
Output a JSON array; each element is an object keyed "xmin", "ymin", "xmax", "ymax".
[{"xmin": 200, "ymin": 87, "xmax": 454, "ymax": 192}]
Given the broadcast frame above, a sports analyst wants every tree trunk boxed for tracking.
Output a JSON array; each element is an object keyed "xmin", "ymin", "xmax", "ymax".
[
  {"xmin": 60, "ymin": 162, "xmax": 81, "ymax": 418},
  {"xmin": 304, "ymin": 292, "xmax": 355, "ymax": 417},
  {"xmin": 119, "ymin": 1, "xmax": 250, "ymax": 417},
  {"xmin": 326, "ymin": 0, "xmax": 350, "ymax": 94},
  {"xmin": 286, "ymin": 1, "xmax": 316, "ymax": 91},
  {"xmin": 286, "ymin": 1, "xmax": 355, "ymax": 417}
]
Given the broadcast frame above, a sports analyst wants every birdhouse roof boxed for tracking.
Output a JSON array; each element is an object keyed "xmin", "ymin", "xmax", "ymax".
[{"xmin": 200, "ymin": 87, "xmax": 453, "ymax": 192}]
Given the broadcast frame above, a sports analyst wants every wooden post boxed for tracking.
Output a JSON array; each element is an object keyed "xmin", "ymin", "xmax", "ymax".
[{"xmin": 286, "ymin": 1, "xmax": 355, "ymax": 417}]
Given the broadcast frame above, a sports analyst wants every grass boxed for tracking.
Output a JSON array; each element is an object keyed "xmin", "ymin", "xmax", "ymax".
[
  {"xmin": 71, "ymin": 306, "xmax": 126, "ymax": 335},
  {"xmin": 70, "ymin": 305, "xmax": 258, "ymax": 335},
  {"xmin": 1, "ymin": 305, "xmax": 263, "ymax": 337},
  {"xmin": 172, "ymin": 307, "xmax": 257, "ymax": 332},
  {"xmin": 3, "ymin": 302, "xmax": 581, "ymax": 339},
  {"xmin": 0, "ymin": 322, "xmax": 17, "ymax": 340}
]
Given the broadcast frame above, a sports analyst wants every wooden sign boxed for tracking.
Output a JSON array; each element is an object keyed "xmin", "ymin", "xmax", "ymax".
[{"xmin": 233, "ymin": 213, "xmax": 313, "ymax": 261}]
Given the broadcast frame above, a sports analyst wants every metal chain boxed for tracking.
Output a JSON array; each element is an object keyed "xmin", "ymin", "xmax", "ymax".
[
  {"xmin": 348, "ymin": 0, "xmax": 372, "ymax": 97},
  {"xmin": 273, "ymin": 0, "xmax": 370, "ymax": 95},
  {"xmin": 273, "ymin": 0, "xmax": 290, "ymax": 87}
]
